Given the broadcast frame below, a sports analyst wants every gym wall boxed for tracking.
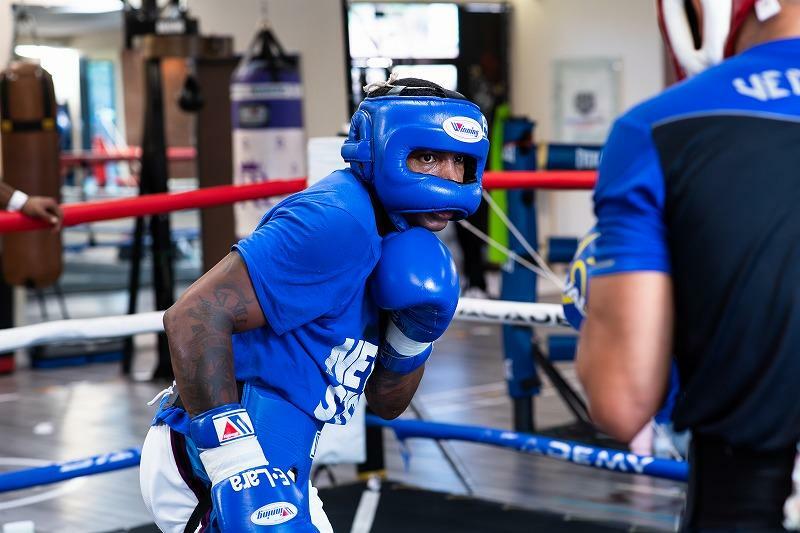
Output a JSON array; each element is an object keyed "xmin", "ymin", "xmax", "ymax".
[
  {"xmin": 189, "ymin": 0, "xmax": 663, "ymax": 239},
  {"xmin": 0, "ymin": 0, "xmax": 14, "ymax": 175},
  {"xmin": 510, "ymin": 0, "xmax": 663, "ymax": 239},
  {"xmin": 0, "ymin": 0, "xmax": 664, "ymax": 242},
  {"xmin": 189, "ymin": 0, "xmax": 348, "ymax": 139}
]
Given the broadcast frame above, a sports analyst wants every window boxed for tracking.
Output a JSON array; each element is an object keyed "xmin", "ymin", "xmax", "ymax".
[{"xmin": 346, "ymin": 2, "xmax": 460, "ymax": 108}]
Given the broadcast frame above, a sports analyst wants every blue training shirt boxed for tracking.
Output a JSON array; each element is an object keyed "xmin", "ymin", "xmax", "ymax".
[
  {"xmin": 232, "ymin": 170, "xmax": 383, "ymax": 425},
  {"xmin": 592, "ymin": 38, "xmax": 800, "ymax": 450}
]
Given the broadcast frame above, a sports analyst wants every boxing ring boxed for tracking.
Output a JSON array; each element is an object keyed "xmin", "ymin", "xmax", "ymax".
[
  {"xmin": 0, "ymin": 170, "xmax": 689, "ymax": 506},
  {"xmin": 0, "ymin": 302, "xmax": 687, "ymax": 495}
]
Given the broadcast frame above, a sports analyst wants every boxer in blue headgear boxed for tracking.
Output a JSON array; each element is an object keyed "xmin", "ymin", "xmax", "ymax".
[
  {"xmin": 342, "ymin": 76, "xmax": 489, "ymax": 231},
  {"xmin": 139, "ymin": 76, "xmax": 487, "ymax": 532}
]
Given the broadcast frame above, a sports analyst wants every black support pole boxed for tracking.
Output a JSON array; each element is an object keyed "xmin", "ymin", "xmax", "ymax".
[
  {"xmin": 358, "ymin": 406, "xmax": 386, "ymax": 478},
  {"xmin": 140, "ymin": 57, "xmax": 175, "ymax": 381},
  {"xmin": 121, "ymin": 215, "xmax": 145, "ymax": 375},
  {"xmin": 340, "ymin": 0, "xmax": 355, "ymax": 115}
]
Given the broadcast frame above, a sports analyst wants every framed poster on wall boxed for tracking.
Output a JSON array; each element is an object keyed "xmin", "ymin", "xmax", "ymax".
[{"xmin": 553, "ymin": 58, "xmax": 621, "ymax": 144}]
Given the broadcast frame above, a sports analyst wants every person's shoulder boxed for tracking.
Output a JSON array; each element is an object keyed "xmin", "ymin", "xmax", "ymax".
[
  {"xmin": 620, "ymin": 46, "xmax": 795, "ymax": 130},
  {"xmin": 283, "ymin": 170, "xmax": 375, "ymax": 220},
  {"xmin": 303, "ymin": 170, "xmax": 378, "ymax": 235},
  {"xmin": 314, "ymin": 169, "xmax": 373, "ymax": 201},
  {"xmin": 615, "ymin": 84, "xmax": 696, "ymax": 132},
  {"xmin": 611, "ymin": 59, "xmax": 734, "ymax": 131},
  {"xmin": 267, "ymin": 171, "xmax": 378, "ymax": 249}
]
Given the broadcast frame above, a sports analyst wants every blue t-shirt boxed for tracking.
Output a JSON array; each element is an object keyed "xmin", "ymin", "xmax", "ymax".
[
  {"xmin": 592, "ymin": 38, "xmax": 800, "ymax": 449},
  {"xmin": 232, "ymin": 170, "xmax": 383, "ymax": 425},
  {"xmin": 593, "ymin": 38, "xmax": 800, "ymax": 276}
]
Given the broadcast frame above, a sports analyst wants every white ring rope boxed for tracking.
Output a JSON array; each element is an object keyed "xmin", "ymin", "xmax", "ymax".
[
  {"xmin": 458, "ymin": 220, "xmax": 562, "ymax": 289},
  {"xmin": 0, "ymin": 300, "xmax": 567, "ymax": 353},
  {"xmin": 455, "ymin": 298, "xmax": 566, "ymax": 328},
  {"xmin": 480, "ymin": 189, "xmax": 566, "ymax": 291},
  {"xmin": 0, "ymin": 311, "xmax": 164, "ymax": 353}
]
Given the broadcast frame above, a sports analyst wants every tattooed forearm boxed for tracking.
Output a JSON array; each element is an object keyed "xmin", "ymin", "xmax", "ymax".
[
  {"xmin": 164, "ymin": 253, "xmax": 265, "ymax": 416},
  {"xmin": 165, "ymin": 301, "xmax": 238, "ymax": 415},
  {"xmin": 365, "ymin": 364, "xmax": 424, "ymax": 420}
]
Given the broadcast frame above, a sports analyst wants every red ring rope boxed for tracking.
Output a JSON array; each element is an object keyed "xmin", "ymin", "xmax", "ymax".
[
  {"xmin": 60, "ymin": 147, "xmax": 196, "ymax": 168},
  {"xmin": 0, "ymin": 179, "xmax": 307, "ymax": 233},
  {"xmin": 483, "ymin": 170, "xmax": 596, "ymax": 190},
  {"xmin": 0, "ymin": 171, "xmax": 597, "ymax": 234}
]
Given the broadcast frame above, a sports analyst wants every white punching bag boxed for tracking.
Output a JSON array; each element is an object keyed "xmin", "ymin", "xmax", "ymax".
[{"xmin": 231, "ymin": 24, "xmax": 305, "ymax": 237}]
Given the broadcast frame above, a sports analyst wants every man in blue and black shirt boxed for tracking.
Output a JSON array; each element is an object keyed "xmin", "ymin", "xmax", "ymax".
[{"xmin": 573, "ymin": 1, "xmax": 800, "ymax": 530}]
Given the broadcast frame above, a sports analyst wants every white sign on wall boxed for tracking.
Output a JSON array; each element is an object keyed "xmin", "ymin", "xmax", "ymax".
[{"xmin": 553, "ymin": 58, "xmax": 621, "ymax": 144}]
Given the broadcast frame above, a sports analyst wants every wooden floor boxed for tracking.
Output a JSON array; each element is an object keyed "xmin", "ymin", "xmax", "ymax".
[{"xmin": 0, "ymin": 235, "xmax": 685, "ymax": 532}]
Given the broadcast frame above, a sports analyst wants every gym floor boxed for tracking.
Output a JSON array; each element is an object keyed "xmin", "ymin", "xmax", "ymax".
[{"xmin": 0, "ymin": 219, "xmax": 685, "ymax": 532}]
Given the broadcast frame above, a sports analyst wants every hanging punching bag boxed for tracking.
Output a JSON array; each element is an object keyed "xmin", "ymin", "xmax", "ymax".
[
  {"xmin": 0, "ymin": 62, "xmax": 62, "ymax": 288},
  {"xmin": 231, "ymin": 24, "xmax": 305, "ymax": 238}
]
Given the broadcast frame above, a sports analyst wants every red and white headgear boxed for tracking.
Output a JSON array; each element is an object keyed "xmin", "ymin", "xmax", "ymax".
[{"xmin": 657, "ymin": 0, "xmax": 783, "ymax": 79}]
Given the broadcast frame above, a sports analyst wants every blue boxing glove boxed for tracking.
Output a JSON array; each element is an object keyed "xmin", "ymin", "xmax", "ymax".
[
  {"xmin": 370, "ymin": 228, "xmax": 460, "ymax": 374},
  {"xmin": 562, "ymin": 228, "xmax": 600, "ymax": 330},
  {"xmin": 189, "ymin": 404, "xmax": 316, "ymax": 531}
]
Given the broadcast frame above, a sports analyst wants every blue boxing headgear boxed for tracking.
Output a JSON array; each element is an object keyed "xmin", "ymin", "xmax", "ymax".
[{"xmin": 341, "ymin": 94, "xmax": 489, "ymax": 230}]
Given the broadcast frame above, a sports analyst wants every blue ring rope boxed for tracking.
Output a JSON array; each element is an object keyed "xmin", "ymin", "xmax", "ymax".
[
  {"xmin": 365, "ymin": 416, "xmax": 688, "ymax": 482},
  {"xmin": 0, "ymin": 448, "xmax": 141, "ymax": 493},
  {"xmin": 0, "ymin": 419, "xmax": 687, "ymax": 493}
]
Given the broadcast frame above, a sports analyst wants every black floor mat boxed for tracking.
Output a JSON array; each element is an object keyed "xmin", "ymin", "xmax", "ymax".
[
  {"xmin": 321, "ymin": 481, "xmax": 642, "ymax": 532},
  {"xmin": 105, "ymin": 482, "xmax": 650, "ymax": 532}
]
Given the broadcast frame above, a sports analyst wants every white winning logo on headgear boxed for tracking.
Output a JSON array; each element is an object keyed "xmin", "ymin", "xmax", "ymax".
[{"xmin": 443, "ymin": 116, "xmax": 484, "ymax": 143}]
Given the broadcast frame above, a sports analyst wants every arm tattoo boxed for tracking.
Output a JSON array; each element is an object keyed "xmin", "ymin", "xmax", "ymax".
[{"xmin": 167, "ymin": 256, "xmax": 258, "ymax": 416}]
